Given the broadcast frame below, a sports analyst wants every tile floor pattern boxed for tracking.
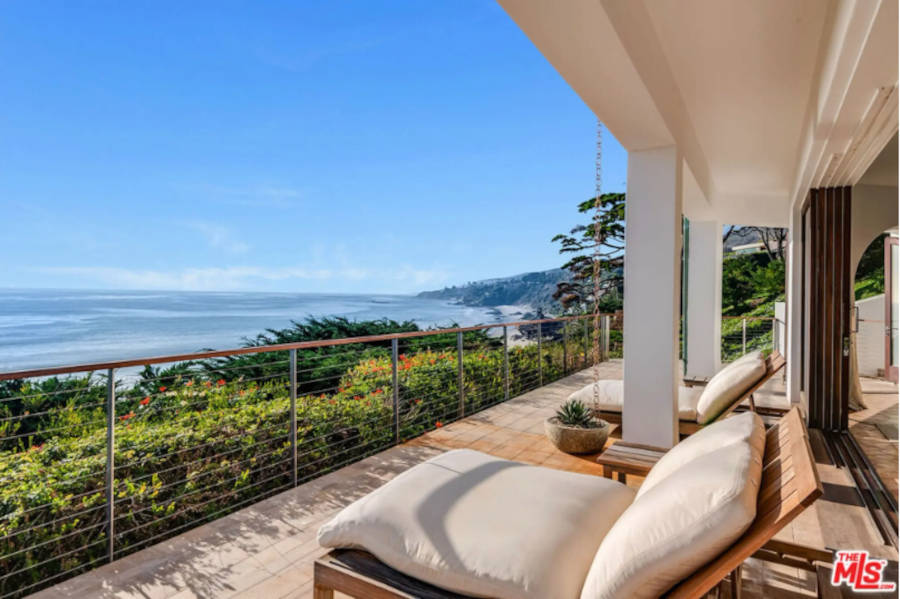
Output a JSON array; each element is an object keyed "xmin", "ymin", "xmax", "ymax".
[
  {"xmin": 849, "ymin": 376, "xmax": 899, "ymax": 501},
  {"xmin": 27, "ymin": 361, "xmax": 898, "ymax": 599}
]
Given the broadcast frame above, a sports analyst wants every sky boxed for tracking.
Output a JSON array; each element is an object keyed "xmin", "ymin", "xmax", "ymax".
[{"xmin": 0, "ymin": 1, "xmax": 628, "ymax": 294}]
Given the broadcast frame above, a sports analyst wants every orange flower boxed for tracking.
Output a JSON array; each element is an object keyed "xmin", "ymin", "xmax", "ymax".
[
  {"xmin": 140, "ymin": 397, "xmax": 150, "ymax": 406},
  {"xmin": 435, "ymin": 421, "xmax": 443, "ymax": 428},
  {"xmin": 239, "ymin": 390, "xmax": 246, "ymax": 396},
  {"xmin": 399, "ymin": 353, "xmax": 407, "ymax": 361},
  {"xmin": 159, "ymin": 386, "xmax": 167, "ymax": 392},
  {"xmin": 205, "ymin": 381, "xmax": 212, "ymax": 388},
  {"xmin": 184, "ymin": 380, "xmax": 193, "ymax": 387},
  {"xmin": 217, "ymin": 379, "xmax": 226, "ymax": 386},
  {"xmin": 353, "ymin": 395, "xmax": 361, "ymax": 401},
  {"xmin": 329, "ymin": 399, "xmax": 337, "ymax": 405}
]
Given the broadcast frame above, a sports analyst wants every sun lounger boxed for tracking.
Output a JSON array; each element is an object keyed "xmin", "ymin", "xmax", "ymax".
[
  {"xmin": 579, "ymin": 351, "xmax": 785, "ymax": 436},
  {"xmin": 313, "ymin": 406, "xmax": 822, "ymax": 598}
]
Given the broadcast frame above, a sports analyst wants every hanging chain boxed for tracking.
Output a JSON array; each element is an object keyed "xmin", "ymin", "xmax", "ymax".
[{"xmin": 592, "ymin": 120, "xmax": 603, "ymax": 407}]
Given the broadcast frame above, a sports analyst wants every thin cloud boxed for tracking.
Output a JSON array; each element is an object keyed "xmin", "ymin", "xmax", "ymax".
[
  {"xmin": 183, "ymin": 222, "xmax": 250, "ymax": 254},
  {"xmin": 34, "ymin": 265, "xmax": 449, "ymax": 292},
  {"xmin": 179, "ymin": 183, "xmax": 305, "ymax": 209}
]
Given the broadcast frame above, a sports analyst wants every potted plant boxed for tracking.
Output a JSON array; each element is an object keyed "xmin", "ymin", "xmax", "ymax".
[{"xmin": 544, "ymin": 399, "xmax": 610, "ymax": 454}]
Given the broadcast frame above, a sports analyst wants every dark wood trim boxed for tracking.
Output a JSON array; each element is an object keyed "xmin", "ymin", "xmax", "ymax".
[
  {"xmin": 886, "ymin": 236, "xmax": 898, "ymax": 383},
  {"xmin": 806, "ymin": 186, "xmax": 852, "ymax": 431}
]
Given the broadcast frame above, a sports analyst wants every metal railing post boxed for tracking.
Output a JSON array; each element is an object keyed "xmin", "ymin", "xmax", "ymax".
[
  {"xmin": 583, "ymin": 319, "xmax": 589, "ymax": 368},
  {"xmin": 503, "ymin": 326, "xmax": 509, "ymax": 402},
  {"xmin": 562, "ymin": 325, "xmax": 568, "ymax": 375},
  {"xmin": 105, "ymin": 368, "xmax": 115, "ymax": 563},
  {"xmin": 289, "ymin": 349, "xmax": 298, "ymax": 488},
  {"xmin": 457, "ymin": 332, "xmax": 465, "ymax": 418},
  {"xmin": 392, "ymin": 339, "xmax": 399, "ymax": 444},
  {"xmin": 771, "ymin": 317, "xmax": 777, "ymax": 353},
  {"xmin": 741, "ymin": 318, "xmax": 747, "ymax": 354},
  {"xmin": 602, "ymin": 315, "xmax": 611, "ymax": 361},
  {"xmin": 537, "ymin": 322, "xmax": 543, "ymax": 386}
]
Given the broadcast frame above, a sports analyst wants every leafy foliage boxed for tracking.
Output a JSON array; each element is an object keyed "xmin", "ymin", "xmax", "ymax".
[
  {"xmin": 0, "ymin": 318, "xmax": 575, "ymax": 596},
  {"xmin": 554, "ymin": 398, "xmax": 598, "ymax": 428},
  {"xmin": 551, "ymin": 193, "xmax": 625, "ymax": 312}
]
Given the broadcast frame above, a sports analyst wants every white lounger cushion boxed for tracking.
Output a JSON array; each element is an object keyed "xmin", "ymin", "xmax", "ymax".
[
  {"xmin": 637, "ymin": 411, "xmax": 765, "ymax": 498},
  {"xmin": 695, "ymin": 351, "xmax": 766, "ymax": 424},
  {"xmin": 318, "ymin": 449, "xmax": 635, "ymax": 599},
  {"xmin": 568, "ymin": 379, "xmax": 703, "ymax": 422},
  {"xmin": 580, "ymin": 416, "xmax": 764, "ymax": 599}
]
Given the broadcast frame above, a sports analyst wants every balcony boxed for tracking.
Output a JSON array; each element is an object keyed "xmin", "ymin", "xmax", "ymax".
[{"xmin": 2, "ymin": 317, "xmax": 896, "ymax": 598}]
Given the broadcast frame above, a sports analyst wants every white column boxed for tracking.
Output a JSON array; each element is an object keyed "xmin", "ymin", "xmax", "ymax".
[
  {"xmin": 622, "ymin": 146, "xmax": 682, "ymax": 448},
  {"xmin": 786, "ymin": 203, "xmax": 804, "ymax": 408},
  {"xmin": 685, "ymin": 220, "xmax": 722, "ymax": 379}
]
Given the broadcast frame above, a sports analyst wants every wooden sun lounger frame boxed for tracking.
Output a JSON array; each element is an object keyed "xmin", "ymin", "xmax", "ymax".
[
  {"xmin": 595, "ymin": 350, "xmax": 786, "ymax": 436},
  {"xmin": 313, "ymin": 405, "xmax": 823, "ymax": 599}
]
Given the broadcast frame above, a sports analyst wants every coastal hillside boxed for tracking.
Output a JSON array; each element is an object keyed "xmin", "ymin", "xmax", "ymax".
[{"xmin": 417, "ymin": 268, "xmax": 570, "ymax": 314}]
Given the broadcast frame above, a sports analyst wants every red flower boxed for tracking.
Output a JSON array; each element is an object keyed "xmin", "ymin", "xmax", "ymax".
[
  {"xmin": 217, "ymin": 379, "xmax": 226, "ymax": 386},
  {"xmin": 435, "ymin": 421, "xmax": 443, "ymax": 428},
  {"xmin": 399, "ymin": 353, "xmax": 407, "ymax": 361},
  {"xmin": 338, "ymin": 387, "xmax": 345, "ymax": 393},
  {"xmin": 319, "ymin": 394, "xmax": 326, "ymax": 399},
  {"xmin": 353, "ymin": 395, "xmax": 361, "ymax": 401},
  {"xmin": 184, "ymin": 380, "xmax": 193, "ymax": 387},
  {"xmin": 159, "ymin": 386, "xmax": 167, "ymax": 392},
  {"xmin": 140, "ymin": 397, "xmax": 150, "ymax": 406}
]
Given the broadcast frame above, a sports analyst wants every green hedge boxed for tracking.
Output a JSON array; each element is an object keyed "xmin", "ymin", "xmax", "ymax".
[{"xmin": 0, "ymin": 338, "xmax": 568, "ymax": 597}]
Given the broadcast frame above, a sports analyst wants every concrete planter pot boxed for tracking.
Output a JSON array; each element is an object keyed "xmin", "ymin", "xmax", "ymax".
[{"xmin": 544, "ymin": 417, "xmax": 610, "ymax": 455}]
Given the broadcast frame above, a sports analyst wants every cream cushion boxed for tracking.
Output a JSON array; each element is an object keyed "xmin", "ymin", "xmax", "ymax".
[
  {"xmin": 695, "ymin": 351, "xmax": 767, "ymax": 424},
  {"xmin": 318, "ymin": 449, "xmax": 635, "ymax": 599},
  {"xmin": 637, "ymin": 411, "xmax": 765, "ymax": 497},
  {"xmin": 580, "ymin": 432, "xmax": 764, "ymax": 598},
  {"xmin": 568, "ymin": 380, "xmax": 703, "ymax": 422}
]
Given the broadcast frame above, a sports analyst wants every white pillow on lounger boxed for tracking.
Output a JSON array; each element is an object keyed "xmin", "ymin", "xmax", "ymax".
[
  {"xmin": 318, "ymin": 449, "xmax": 634, "ymax": 599},
  {"xmin": 568, "ymin": 380, "xmax": 703, "ymax": 422},
  {"xmin": 579, "ymin": 418, "xmax": 764, "ymax": 599},
  {"xmin": 695, "ymin": 351, "xmax": 766, "ymax": 424},
  {"xmin": 637, "ymin": 411, "xmax": 765, "ymax": 497}
]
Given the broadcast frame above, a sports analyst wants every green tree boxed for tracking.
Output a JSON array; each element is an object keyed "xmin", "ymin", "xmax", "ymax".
[{"xmin": 551, "ymin": 193, "xmax": 625, "ymax": 312}]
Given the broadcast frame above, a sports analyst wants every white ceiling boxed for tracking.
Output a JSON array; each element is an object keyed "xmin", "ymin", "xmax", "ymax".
[
  {"xmin": 498, "ymin": 0, "xmax": 898, "ymax": 226},
  {"xmin": 646, "ymin": 0, "xmax": 830, "ymax": 201}
]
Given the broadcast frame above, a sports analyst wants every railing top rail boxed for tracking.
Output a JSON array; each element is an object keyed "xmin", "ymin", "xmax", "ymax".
[
  {"xmin": 0, "ymin": 314, "xmax": 599, "ymax": 381},
  {"xmin": 721, "ymin": 315, "xmax": 776, "ymax": 321}
]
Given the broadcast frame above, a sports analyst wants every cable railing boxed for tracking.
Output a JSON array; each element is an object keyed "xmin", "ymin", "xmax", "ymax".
[
  {"xmin": 0, "ymin": 313, "xmax": 618, "ymax": 598},
  {"xmin": 721, "ymin": 315, "xmax": 779, "ymax": 362}
]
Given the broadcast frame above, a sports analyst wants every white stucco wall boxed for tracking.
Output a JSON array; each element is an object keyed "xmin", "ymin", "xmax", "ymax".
[{"xmin": 856, "ymin": 294, "xmax": 886, "ymax": 377}]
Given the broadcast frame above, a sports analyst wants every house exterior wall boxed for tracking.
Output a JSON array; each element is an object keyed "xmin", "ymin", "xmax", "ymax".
[{"xmin": 856, "ymin": 294, "xmax": 886, "ymax": 377}]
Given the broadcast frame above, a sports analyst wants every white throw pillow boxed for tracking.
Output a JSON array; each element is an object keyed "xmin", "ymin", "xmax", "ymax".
[
  {"xmin": 580, "ymin": 440, "xmax": 763, "ymax": 599},
  {"xmin": 695, "ymin": 352, "xmax": 766, "ymax": 424},
  {"xmin": 637, "ymin": 411, "xmax": 764, "ymax": 498},
  {"xmin": 318, "ymin": 449, "xmax": 635, "ymax": 599},
  {"xmin": 568, "ymin": 380, "xmax": 703, "ymax": 421}
]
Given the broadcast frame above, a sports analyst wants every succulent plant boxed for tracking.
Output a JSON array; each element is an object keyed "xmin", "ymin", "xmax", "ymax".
[{"xmin": 555, "ymin": 398, "xmax": 600, "ymax": 428}]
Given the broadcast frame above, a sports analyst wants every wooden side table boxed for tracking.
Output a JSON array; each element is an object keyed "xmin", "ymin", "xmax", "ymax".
[{"xmin": 596, "ymin": 440, "xmax": 666, "ymax": 482}]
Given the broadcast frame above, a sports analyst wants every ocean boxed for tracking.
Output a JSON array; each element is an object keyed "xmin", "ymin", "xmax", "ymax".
[{"xmin": 0, "ymin": 289, "xmax": 514, "ymax": 373}]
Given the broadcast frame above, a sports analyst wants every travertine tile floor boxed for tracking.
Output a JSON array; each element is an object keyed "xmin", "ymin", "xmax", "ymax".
[{"xmin": 29, "ymin": 361, "xmax": 897, "ymax": 599}]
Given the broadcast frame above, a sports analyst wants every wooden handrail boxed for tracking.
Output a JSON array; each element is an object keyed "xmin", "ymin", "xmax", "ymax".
[{"xmin": 0, "ymin": 314, "xmax": 600, "ymax": 381}]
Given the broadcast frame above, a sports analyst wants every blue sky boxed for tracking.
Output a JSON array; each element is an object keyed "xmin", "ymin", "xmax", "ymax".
[{"xmin": 0, "ymin": 1, "xmax": 627, "ymax": 294}]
